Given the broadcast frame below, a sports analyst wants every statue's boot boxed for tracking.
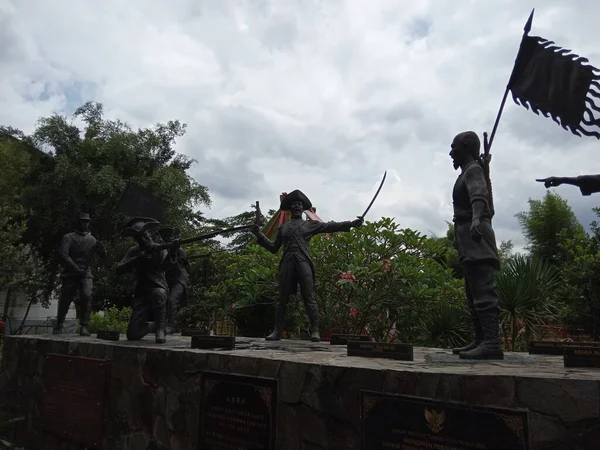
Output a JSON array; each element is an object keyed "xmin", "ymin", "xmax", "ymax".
[
  {"xmin": 79, "ymin": 299, "xmax": 92, "ymax": 336},
  {"xmin": 166, "ymin": 297, "xmax": 174, "ymax": 335},
  {"xmin": 459, "ymin": 313, "xmax": 504, "ymax": 360},
  {"xmin": 265, "ymin": 304, "xmax": 285, "ymax": 341},
  {"xmin": 306, "ymin": 303, "xmax": 321, "ymax": 342},
  {"xmin": 154, "ymin": 305, "xmax": 167, "ymax": 344},
  {"xmin": 452, "ymin": 312, "xmax": 482, "ymax": 354}
]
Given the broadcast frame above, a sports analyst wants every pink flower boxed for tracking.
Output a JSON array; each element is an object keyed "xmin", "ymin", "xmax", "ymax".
[
  {"xmin": 349, "ymin": 307, "xmax": 358, "ymax": 318},
  {"xmin": 231, "ymin": 303, "xmax": 237, "ymax": 310},
  {"xmin": 323, "ymin": 234, "xmax": 332, "ymax": 240},
  {"xmin": 340, "ymin": 271, "xmax": 356, "ymax": 282},
  {"xmin": 382, "ymin": 259, "xmax": 392, "ymax": 273}
]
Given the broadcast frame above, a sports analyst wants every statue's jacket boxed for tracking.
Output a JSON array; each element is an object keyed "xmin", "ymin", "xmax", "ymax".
[
  {"xmin": 257, "ymin": 218, "xmax": 353, "ymax": 282},
  {"xmin": 452, "ymin": 160, "xmax": 499, "ymax": 268}
]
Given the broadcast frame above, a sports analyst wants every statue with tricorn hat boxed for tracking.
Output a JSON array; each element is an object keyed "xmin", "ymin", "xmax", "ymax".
[
  {"xmin": 251, "ymin": 189, "xmax": 368, "ymax": 342},
  {"xmin": 54, "ymin": 212, "xmax": 107, "ymax": 336},
  {"xmin": 157, "ymin": 226, "xmax": 191, "ymax": 334},
  {"xmin": 116, "ymin": 217, "xmax": 180, "ymax": 343}
]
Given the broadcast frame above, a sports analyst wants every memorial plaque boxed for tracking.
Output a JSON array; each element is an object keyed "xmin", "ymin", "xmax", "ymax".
[
  {"xmin": 96, "ymin": 330, "xmax": 120, "ymax": 341},
  {"xmin": 361, "ymin": 391, "xmax": 530, "ymax": 450},
  {"xmin": 330, "ymin": 334, "xmax": 373, "ymax": 345},
  {"xmin": 191, "ymin": 335, "xmax": 235, "ymax": 350},
  {"xmin": 182, "ymin": 328, "xmax": 210, "ymax": 337},
  {"xmin": 347, "ymin": 341, "xmax": 413, "ymax": 361},
  {"xmin": 529, "ymin": 340, "xmax": 600, "ymax": 355},
  {"xmin": 199, "ymin": 372, "xmax": 277, "ymax": 449},
  {"xmin": 564, "ymin": 346, "xmax": 600, "ymax": 368},
  {"xmin": 41, "ymin": 354, "xmax": 111, "ymax": 448}
]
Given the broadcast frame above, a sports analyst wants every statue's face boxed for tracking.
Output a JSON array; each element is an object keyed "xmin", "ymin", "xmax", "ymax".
[
  {"xmin": 137, "ymin": 231, "xmax": 153, "ymax": 248},
  {"xmin": 77, "ymin": 219, "xmax": 91, "ymax": 232},
  {"xmin": 290, "ymin": 200, "xmax": 304, "ymax": 218},
  {"xmin": 449, "ymin": 135, "xmax": 467, "ymax": 170}
]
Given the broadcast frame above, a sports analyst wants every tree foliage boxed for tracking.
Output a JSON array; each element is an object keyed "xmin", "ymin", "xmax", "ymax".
[
  {"xmin": 516, "ymin": 191, "xmax": 585, "ymax": 265},
  {"xmin": 1, "ymin": 102, "xmax": 213, "ymax": 310}
]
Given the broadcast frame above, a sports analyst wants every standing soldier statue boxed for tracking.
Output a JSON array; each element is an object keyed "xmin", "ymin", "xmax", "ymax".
[
  {"xmin": 251, "ymin": 190, "xmax": 363, "ymax": 342},
  {"xmin": 116, "ymin": 217, "xmax": 180, "ymax": 343},
  {"xmin": 158, "ymin": 226, "xmax": 191, "ymax": 334},
  {"xmin": 449, "ymin": 131, "xmax": 504, "ymax": 360},
  {"xmin": 54, "ymin": 212, "xmax": 107, "ymax": 336}
]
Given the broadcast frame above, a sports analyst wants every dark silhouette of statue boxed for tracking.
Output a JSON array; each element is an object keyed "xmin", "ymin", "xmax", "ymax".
[
  {"xmin": 251, "ymin": 190, "xmax": 363, "ymax": 342},
  {"xmin": 116, "ymin": 217, "xmax": 180, "ymax": 343},
  {"xmin": 449, "ymin": 131, "xmax": 504, "ymax": 360},
  {"xmin": 54, "ymin": 212, "xmax": 106, "ymax": 336},
  {"xmin": 536, "ymin": 175, "xmax": 600, "ymax": 196},
  {"xmin": 158, "ymin": 226, "xmax": 190, "ymax": 334}
]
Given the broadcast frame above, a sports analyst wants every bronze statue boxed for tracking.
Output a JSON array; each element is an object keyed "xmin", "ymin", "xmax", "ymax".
[
  {"xmin": 536, "ymin": 175, "xmax": 600, "ymax": 196},
  {"xmin": 449, "ymin": 131, "xmax": 504, "ymax": 360},
  {"xmin": 158, "ymin": 226, "xmax": 190, "ymax": 334},
  {"xmin": 116, "ymin": 217, "xmax": 180, "ymax": 343},
  {"xmin": 251, "ymin": 190, "xmax": 363, "ymax": 342},
  {"xmin": 54, "ymin": 212, "xmax": 106, "ymax": 336}
]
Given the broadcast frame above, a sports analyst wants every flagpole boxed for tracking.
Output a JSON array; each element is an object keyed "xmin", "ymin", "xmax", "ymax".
[{"xmin": 486, "ymin": 8, "xmax": 535, "ymax": 153}]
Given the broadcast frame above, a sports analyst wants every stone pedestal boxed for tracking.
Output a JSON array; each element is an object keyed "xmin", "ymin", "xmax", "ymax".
[{"xmin": 1, "ymin": 335, "xmax": 599, "ymax": 449}]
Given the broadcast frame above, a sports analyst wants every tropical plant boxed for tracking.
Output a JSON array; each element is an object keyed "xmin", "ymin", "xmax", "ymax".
[{"xmin": 496, "ymin": 254, "xmax": 561, "ymax": 350}]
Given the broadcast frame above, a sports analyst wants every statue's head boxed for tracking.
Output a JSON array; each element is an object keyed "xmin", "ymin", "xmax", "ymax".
[
  {"xmin": 121, "ymin": 217, "xmax": 161, "ymax": 249},
  {"xmin": 76, "ymin": 212, "xmax": 91, "ymax": 232},
  {"xmin": 450, "ymin": 131, "xmax": 480, "ymax": 170},
  {"xmin": 158, "ymin": 227, "xmax": 178, "ymax": 243},
  {"xmin": 280, "ymin": 190, "xmax": 312, "ymax": 219}
]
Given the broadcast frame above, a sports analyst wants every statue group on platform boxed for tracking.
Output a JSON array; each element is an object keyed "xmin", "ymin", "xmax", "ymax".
[{"xmin": 53, "ymin": 127, "xmax": 592, "ymax": 361}]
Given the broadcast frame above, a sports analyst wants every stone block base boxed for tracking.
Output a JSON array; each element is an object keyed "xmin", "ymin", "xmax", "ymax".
[{"xmin": 1, "ymin": 335, "xmax": 599, "ymax": 449}]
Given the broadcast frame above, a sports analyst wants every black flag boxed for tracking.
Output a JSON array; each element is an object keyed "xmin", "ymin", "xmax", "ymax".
[{"xmin": 507, "ymin": 14, "xmax": 600, "ymax": 138}]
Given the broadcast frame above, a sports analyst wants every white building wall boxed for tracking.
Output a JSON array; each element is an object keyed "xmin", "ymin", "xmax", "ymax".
[{"xmin": 0, "ymin": 289, "xmax": 76, "ymax": 333}]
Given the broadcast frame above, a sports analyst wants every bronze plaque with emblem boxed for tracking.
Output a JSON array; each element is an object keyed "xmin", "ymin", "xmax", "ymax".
[
  {"xmin": 41, "ymin": 353, "xmax": 111, "ymax": 448},
  {"xmin": 199, "ymin": 372, "xmax": 277, "ymax": 449},
  {"xmin": 361, "ymin": 391, "xmax": 530, "ymax": 450}
]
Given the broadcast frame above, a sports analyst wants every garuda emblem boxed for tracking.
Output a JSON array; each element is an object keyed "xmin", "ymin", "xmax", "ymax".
[{"xmin": 424, "ymin": 407, "xmax": 445, "ymax": 433}]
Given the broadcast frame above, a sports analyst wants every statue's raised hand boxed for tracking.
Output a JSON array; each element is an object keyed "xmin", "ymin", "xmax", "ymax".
[{"xmin": 351, "ymin": 217, "xmax": 364, "ymax": 228}]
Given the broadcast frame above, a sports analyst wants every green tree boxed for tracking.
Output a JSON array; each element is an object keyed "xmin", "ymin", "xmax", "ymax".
[
  {"xmin": 558, "ymin": 208, "xmax": 600, "ymax": 338},
  {"xmin": 515, "ymin": 191, "xmax": 585, "ymax": 265},
  {"xmin": 1, "ymin": 102, "xmax": 213, "ymax": 310}
]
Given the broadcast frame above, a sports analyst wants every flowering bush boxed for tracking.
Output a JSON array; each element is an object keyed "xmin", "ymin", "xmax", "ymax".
[
  {"xmin": 311, "ymin": 217, "xmax": 466, "ymax": 343},
  {"xmin": 202, "ymin": 218, "xmax": 468, "ymax": 345}
]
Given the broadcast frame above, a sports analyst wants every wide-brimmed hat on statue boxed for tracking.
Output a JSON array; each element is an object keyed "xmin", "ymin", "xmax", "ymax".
[
  {"xmin": 121, "ymin": 217, "xmax": 161, "ymax": 237},
  {"xmin": 158, "ymin": 226, "xmax": 179, "ymax": 240},
  {"xmin": 280, "ymin": 190, "xmax": 312, "ymax": 211},
  {"xmin": 78, "ymin": 212, "xmax": 91, "ymax": 221}
]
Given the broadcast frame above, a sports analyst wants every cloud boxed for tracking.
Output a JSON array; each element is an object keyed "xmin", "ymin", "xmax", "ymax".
[{"xmin": 2, "ymin": 0, "xmax": 600, "ymax": 253}]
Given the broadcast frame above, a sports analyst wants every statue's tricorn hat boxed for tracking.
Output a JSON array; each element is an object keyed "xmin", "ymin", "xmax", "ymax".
[
  {"xmin": 280, "ymin": 190, "xmax": 312, "ymax": 211},
  {"xmin": 158, "ymin": 226, "xmax": 179, "ymax": 240},
  {"xmin": 78, "ymin": 212, "xmax": 91, "ymax": 221},
  {"xmin": 121, "ymin": 217, "xmax": 161, "ymax": 237}
]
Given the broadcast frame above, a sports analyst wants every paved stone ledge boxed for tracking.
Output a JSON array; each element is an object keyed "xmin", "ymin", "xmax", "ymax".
[{"xmin": 1, "ymin": 334, "xmax": 599, "ymax": 449}]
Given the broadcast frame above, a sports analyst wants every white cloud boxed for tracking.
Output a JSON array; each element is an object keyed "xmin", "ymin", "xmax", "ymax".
[{"xmin": 2, "ymin": 0, "xmax": 600, "ymax": 253}]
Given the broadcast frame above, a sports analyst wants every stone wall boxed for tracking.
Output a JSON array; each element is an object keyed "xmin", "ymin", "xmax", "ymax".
[{"xmin": 1, "ymin": 335, "xmax": 599, "ymax": 449}]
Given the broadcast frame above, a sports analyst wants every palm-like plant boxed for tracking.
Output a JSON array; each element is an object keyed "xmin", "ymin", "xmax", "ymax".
[
  {"xmin": 417, "ymin": 302, "xmax": 471, "ymax": 349},
  {"xmin": 496, "ymin": 255, "xmax": 561, "ymax": 351}
]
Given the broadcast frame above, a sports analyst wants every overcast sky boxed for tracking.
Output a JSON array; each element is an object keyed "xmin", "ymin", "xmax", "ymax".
[{"xmin": 2, "ymin": 0, "xmax": 600, "ymax": 252}]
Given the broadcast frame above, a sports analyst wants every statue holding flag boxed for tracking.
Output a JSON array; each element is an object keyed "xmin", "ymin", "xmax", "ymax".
[{"xmin": 449, "ymin": 131, "xmax": 504, "ymax": 360}]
